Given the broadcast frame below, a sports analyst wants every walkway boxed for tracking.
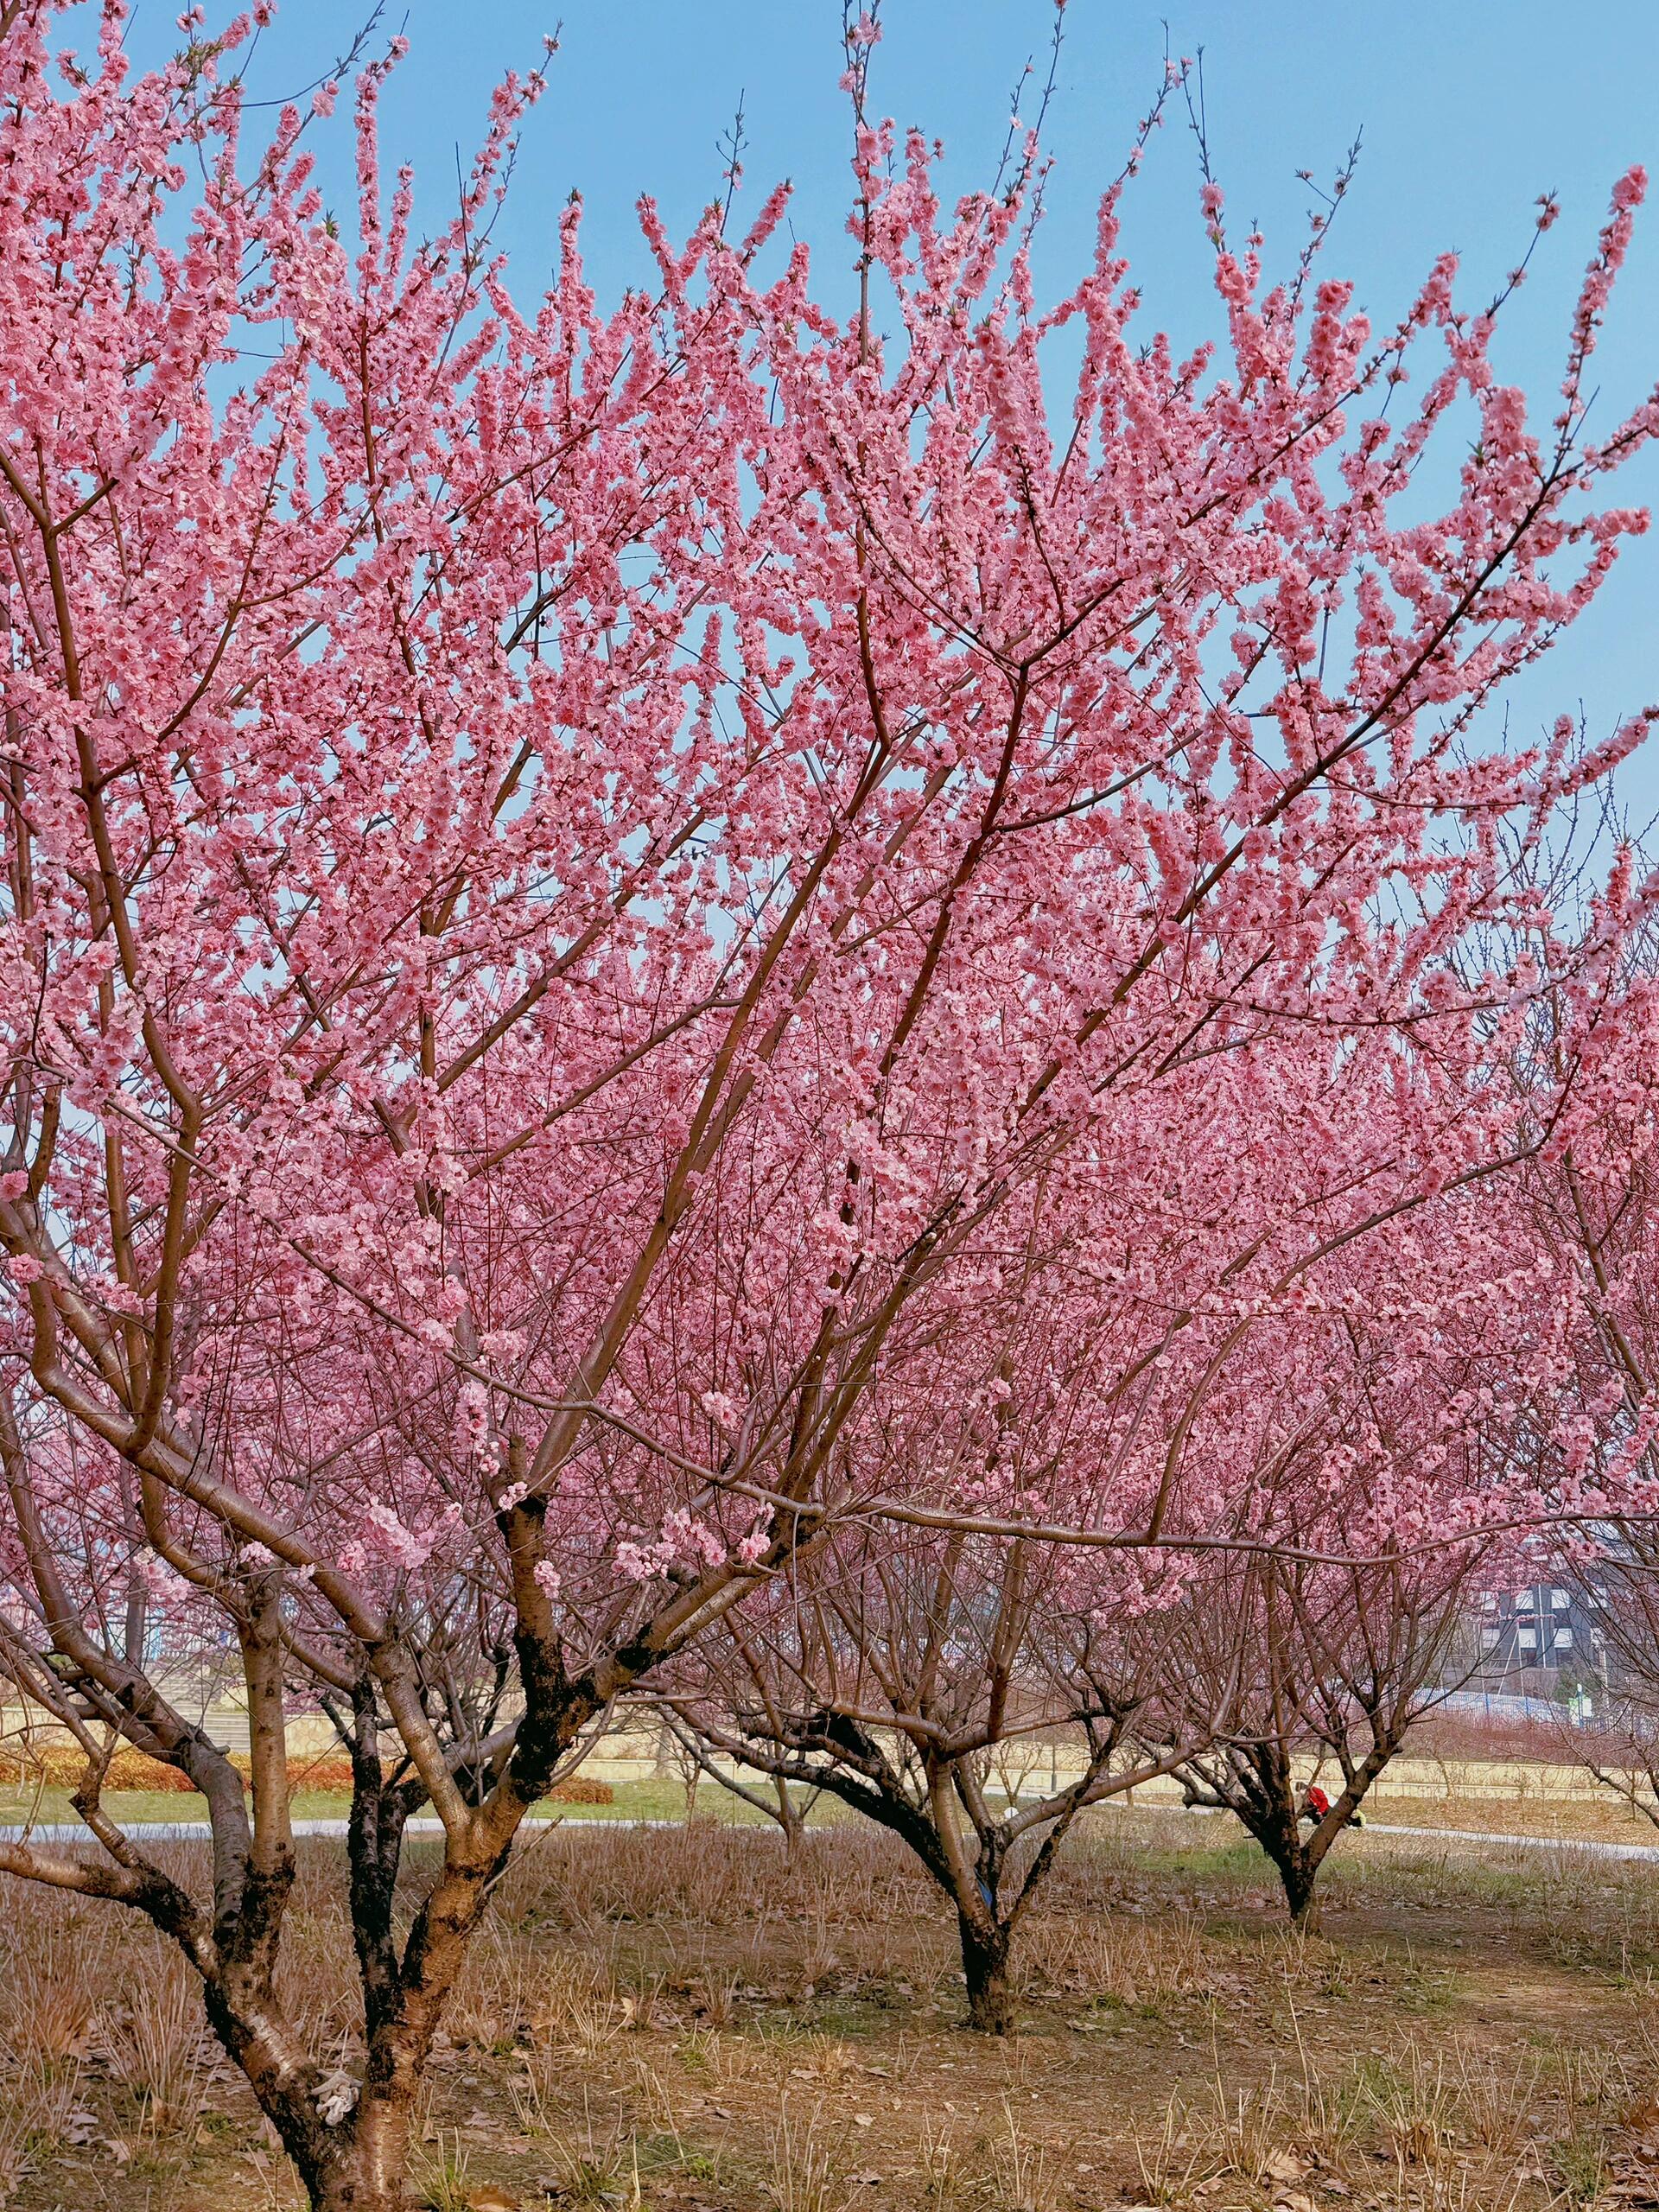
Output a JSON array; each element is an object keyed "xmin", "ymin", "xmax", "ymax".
[{"xmin": 4, "ymin": 1808, "xmax": 1659, "ymax": 1860}]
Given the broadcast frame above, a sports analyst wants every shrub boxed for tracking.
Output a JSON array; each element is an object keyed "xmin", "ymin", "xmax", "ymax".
[
  {"xmin": 2, "ymin": 1742, "xmax": 615, "ymax": 1804},
  {"xmin": 547, "ymin": 1775, "xmax": 614, "ymax": 1806},
  {"xmin": 3, "ymin": 1745, "xmax": 197, "ymax": 1793}
]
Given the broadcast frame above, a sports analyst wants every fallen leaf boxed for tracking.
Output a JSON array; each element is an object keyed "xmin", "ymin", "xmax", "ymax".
[{"xmin": 465, "ymin": 2189, "xmax": 521, "ymax": 2212}]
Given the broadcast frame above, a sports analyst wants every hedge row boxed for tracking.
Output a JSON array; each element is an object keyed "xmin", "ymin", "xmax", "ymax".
[{"xmin": 0, "ymin": 1744, "xmax": 614, "ymax": 1803}]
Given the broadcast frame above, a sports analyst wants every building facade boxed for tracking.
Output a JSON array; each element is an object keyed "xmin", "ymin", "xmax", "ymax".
[{"xmin": 1468, "ymin": 1576, "xmax": 1611, "ymax": 1707}]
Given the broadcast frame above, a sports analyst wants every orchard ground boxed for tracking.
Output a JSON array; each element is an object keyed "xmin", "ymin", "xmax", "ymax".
[{"xmin": 10, "ymin": 1794, "xmax": 1659, "ymax": 2210}]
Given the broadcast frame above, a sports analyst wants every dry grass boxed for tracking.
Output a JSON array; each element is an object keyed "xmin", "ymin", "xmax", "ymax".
[
  {"xmin": 3, "ymin": 1811, "xmax": 1659, "ymax": 2207},
  {"xmin": 1364, "ymin": 1788, "xmax": 1659, "ymax": 1845}
]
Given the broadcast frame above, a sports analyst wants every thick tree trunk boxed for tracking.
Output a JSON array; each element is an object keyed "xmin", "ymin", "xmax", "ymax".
[
  {"xmin": 194, "ymin": 1828, "xmax": 494, "ymax": 2210},
  {"xmin": 958, "ymin": 1911, "xmax": 1014, "ymax": 2034},
  {"xmin": 1273, "ymin": 1847, "xmax": 1320, "ymax": 1928},
  {"xmin": 199, "ymin": 1974, "xmax": 340, "ymax": 2208},
  {"xmin": 1238, "ymin": 1791, "xmax": 1325, "ymax": 1929},
  {"xmin": 308, "ymin": 2107, "xmax": 412, "ymax": 2212}
]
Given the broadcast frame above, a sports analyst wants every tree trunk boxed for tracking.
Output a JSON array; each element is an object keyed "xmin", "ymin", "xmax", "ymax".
[
  {"xmin": 198, "ymin": 1834, "xmax": 489, "ymax": 2210},
  {"xmin": 308, "ymin": 2105, "xmax": 412, "ymax": 2212},
  {"xmin": 1276, "ymin": 1848, "xmax": 1320, "ymax": 1929},
  {"xmin": 958, "ymin": 1911, "xmax": 1014, "ymax": 2034},
  {"xmin": 774, "ymin": 1778, "xmax": 806, "ymax": 1859}
]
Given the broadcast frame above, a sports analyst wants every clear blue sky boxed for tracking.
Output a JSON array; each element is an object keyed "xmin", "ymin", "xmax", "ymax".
[{"xmin": 106, "ymin": 1, "xmax": 1659, "ymax": 817}]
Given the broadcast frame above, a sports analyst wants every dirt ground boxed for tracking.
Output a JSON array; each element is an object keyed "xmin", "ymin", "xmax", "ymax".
[{"xmin": 8, "ymin": 1811, "xmax": 1659, "ymax": 2211}]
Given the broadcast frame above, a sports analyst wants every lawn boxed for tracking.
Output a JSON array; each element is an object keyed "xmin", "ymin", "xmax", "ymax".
[{"xmin": 5, "ymin": 1806, "xmax": 1659, "ymax": 2210}]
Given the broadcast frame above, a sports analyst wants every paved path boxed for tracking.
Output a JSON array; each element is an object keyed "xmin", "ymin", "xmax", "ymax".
[{"xmin": 4, "ymin": 1808, "xmax": 1659, "ymax": 1861}]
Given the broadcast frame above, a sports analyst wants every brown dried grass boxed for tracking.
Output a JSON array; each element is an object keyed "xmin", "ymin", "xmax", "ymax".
[{"xmin": 0, "ymin": 1810, "xmax": 1654, "ymax": 2208}]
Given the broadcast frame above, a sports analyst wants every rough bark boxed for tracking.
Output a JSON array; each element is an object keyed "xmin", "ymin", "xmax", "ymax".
[
  {"xmin": 959, "ymin": 1911, "xmax": 1015, "ymax": 2034},
  {"xmin": 308, "ymin": 2145, "xmax": 403, "ymax": 2212},
  {"xmin": 1269, "ymin": 1844, "xmax": 1321, "ymax": 1927}
]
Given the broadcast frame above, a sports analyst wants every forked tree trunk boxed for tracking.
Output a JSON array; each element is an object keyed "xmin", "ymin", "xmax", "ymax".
[
  {"xmin": 196, "ymin": 1966, "xmax": 419, "ymax": 2212},
  {"xmin": 309, "ymin": 2113, "xmax": 411, "ymax": 2212},
  {"xmin": 773, "ymin": 1778, "xmax": 809, "ymax": 1860},
  {"xmin": 958, "ymin": 1910, "xmax": 1015, "ymax": 2034},
  {"xmin": 198, "ymin": 1751, "xmax": 530, "ymax": 2206},
  {"xmin": 1273, "ymin": 1846, "xmax": 1321, "ymax": 1928},
  {"xmin": 1240, "ymin": 1801, "xmax": 1325, "ymax": 1928}
]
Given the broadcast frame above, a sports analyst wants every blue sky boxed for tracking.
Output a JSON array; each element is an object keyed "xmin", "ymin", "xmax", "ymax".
[{"xmin": 109, "ymin": 0, "xmax": 1659, "ymax": 817}]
